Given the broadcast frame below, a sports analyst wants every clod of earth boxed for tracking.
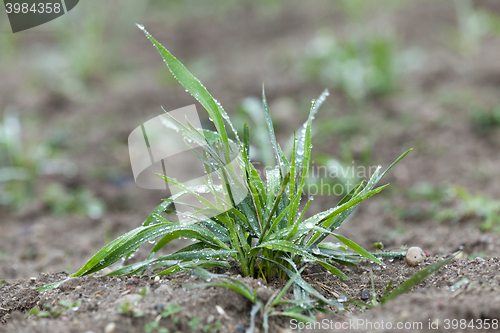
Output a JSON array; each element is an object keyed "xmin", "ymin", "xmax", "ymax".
[
  {"xmin": 405, "ymin": 247, "xmax": 426, "ymax": 267},
  {"xmin": 115, "ymin": 294, "xmax": 141, "ymax": 306},
  {"xmin": 58, "ymin": 277, "xmax": 81, "ymax": 292},
  {"xmin": 256, "ymin": 286, "xmax": 275, "ymax": 303}
]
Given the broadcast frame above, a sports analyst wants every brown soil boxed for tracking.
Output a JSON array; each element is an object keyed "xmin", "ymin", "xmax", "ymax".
[{"xmin": 1, "ymin": 257, "xmax": 499, "ymax": 333}]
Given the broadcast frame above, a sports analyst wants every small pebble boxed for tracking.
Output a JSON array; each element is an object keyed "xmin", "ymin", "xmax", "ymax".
[
  {"xmin": 361, "ymin": 289, "xmax": 370, "ymax": 300},
  {"xmin": 154, "ymin": 304, "xmax": 164, "ymax": 312},
  {"xmin": 406, "ymin": 247, "xmax": 426, "ymax": 267},
  {"xmin": 256, "ymin": 287, "xmax": 274, "ymax": 303},
  {"xmin": 154, "ymin": 285, "xmax": 171, "ymax": 295},
  {"xmin": 58, "ymin": 278, "xmax": 81, "ymax": 292},
  {"xmin": 154, "ymin": 276, "xmax": 160, "ymax": 283},
  {"xmin": 115, "ymin": 294, "xmax": 141, "ymax": 306},
  {"xmin": 104, "ymin": 322, "xmax": 116, "ymax": 333}
]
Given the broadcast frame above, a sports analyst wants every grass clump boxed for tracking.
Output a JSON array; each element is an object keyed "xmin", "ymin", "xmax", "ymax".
[{"xmin": 41, "ymin": 25, "xmax": 411, "ymax": 320}]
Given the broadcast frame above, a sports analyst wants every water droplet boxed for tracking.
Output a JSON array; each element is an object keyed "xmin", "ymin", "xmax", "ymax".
[
  {"xmin": 136, "ymin": 23, "xmax": 144, "ymax": 30},
  {"xmin": 305, "ymin": 223, "xmax": 314, "ymax": 228},
  {"xmin": 337, "ymin": 295, "xmax": 347, "ymax": 303}
]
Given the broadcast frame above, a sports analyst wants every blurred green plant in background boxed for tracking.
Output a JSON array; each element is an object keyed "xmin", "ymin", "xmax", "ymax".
[
  {"xmin": 469, "ymin": 105, "xmax": 500, "ymax": 135},
  {"xmin": 43, "ymin": 183, "xmax": 105, "ymax": 219},
  {"xmin": 301, "ymin": 31, "xmax": 422, "ymax": 105},
  {"xmin": 0, "ymin": 110, "xmax": 105, "ymax": 218},
  {"xmin": 401, "ymin": 182, "xmax": 500, "ymax": 232},
  {"xmin": 0, "ymin": 111, "xmax": 46, "ymax": 209},
  {"xmin": 303, "ymin": 33, "xmax": 398, "ymax": 103},
  {"xmin": 454, "ymin": 0, "xmax": 500, "ymax": 54},
  {"xmin": 31, "ymin": 0, "xmax": 150, "ymax": 101}
]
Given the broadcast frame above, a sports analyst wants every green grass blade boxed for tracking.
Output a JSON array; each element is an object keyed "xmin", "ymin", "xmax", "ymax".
[
  {"xmin": 332, "ymin": 234, "xmax": 383, "ymax": 265},
  {"xmin": 262, "ymin": 83, "xmax": 281, "ymax": 167},
  {"xmin": 155, "ymin": 249, "xmax": 236, "ymax": 262},
  {"xmin": 377, "ymin": 148, "xmax": 413, "ymax": 182},
  {"xmin": 315, "ymin": 261, "xmax": 349, "ymax": 280},
  {"xmin": 37, "ymin": 280, "xmax": 65, "ymax": 291},
  {"xmin": 251, "ymin": 240, "xmax": 316, "ymax": 260},
  {"xmin": 148, "ymin": 224, "xmax": 228, "ymax": 259},
  {"xmin": 263, "ymin": 202, "xmax": 292, "ymax": 241},
  {"xmin": 138, "ymin": 25, "xmax": 229, "ymax": 144},
  {"xmin": 72, "ymin": 222, "xmax": 174, "ymax": 277},
  {"xmin": 304, "ymin": 184, "xmax": 389, "ymax": 230},
  {"xmin": 270, "ymin": 271, "xmax": 302, "ymax": 306},
  {"xmin": 382, "ymin": 253, "xmax": 457, "ymax": 303},
  {"xmin": 294, "ymin": 89, "xmax": 328, "ymax": 171},
  {"xmin": 382, "ymin": 280, "xmax": 394, "ymax": 300},
  {"xmin": 261, "ymin": 172, "xmax": 290, "ymax": 237},
  {"xmin": 157, "ymin": 260, "xmax": 230, "ymax": 275},
  {"xmin": 189, "ymin": 276, "xmax": 255, "ymax": 303},
  {"xmin": 271, "ymin": 311, "xmax": 316, "ymax": 323},
  {"xmin": 261, "ymin": 257, "xmax": 339, "ymax": 307}
]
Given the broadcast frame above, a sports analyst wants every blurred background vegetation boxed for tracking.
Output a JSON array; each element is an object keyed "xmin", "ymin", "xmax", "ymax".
[{"xmin": 1, "ymin": 0, "xmax": 500, "ymax": 277}]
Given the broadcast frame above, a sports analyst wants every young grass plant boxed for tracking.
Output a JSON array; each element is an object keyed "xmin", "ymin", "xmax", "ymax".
[{"xmin": 40, "ymin": 26, "xmax": 411, "ymax": 311}]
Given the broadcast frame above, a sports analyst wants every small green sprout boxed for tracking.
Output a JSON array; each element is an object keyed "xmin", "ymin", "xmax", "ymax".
[
  {"xmin": 117, "ymin": 302, "xmax": 143, "ymax": 318},
  {"xmin": 188, "ymin": 317, "xmax": 201, "ymax": 331},
  {"xmin": 25, "ymin": 299, "xmax": 81, "ymax": 318}
]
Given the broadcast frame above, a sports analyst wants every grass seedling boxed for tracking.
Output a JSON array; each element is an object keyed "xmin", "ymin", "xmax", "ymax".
[
  {"xmin": 144, "ymin": 303, "xmax": 181, "ymax": 333},
  {"xmin": 117, "ymin": 301, "xmax": 144, "ymax": 318},
  {"xmin": 40, "ymin": 25, "xmax": 411, "ymax": 325},
  {"xmin": 25, "ymin": 300, "xmax": 81, "ymax": 319}
]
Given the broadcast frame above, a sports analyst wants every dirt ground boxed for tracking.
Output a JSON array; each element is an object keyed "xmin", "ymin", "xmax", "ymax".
[{"xmin": 1, "ymin": 0, "xmax": 500, "ymax": 332}]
